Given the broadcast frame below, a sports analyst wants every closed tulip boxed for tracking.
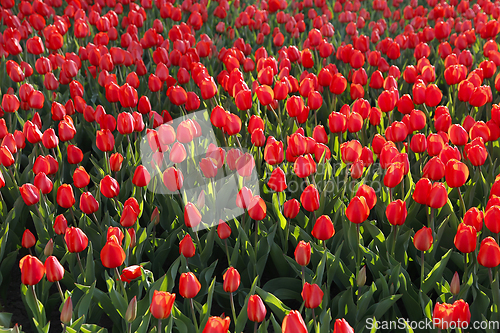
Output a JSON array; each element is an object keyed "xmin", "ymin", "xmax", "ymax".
[
  {"xmin": 19, "ymin": 255, "xmax": 45, "ymax": 285},
  {"xmin": 302, "ymin": 283, "xmax": 323, "ymax": 309},
  {"xmin": 283, "ymin": 199, "xmax": 300, "ymax": 219},
  {"xmin": 386, "ymin": 200, "xmax": 407, "ymax": 226},
  {"xmin": 22, "ymin": 229, "xmax": 36, "ymax": 248},
  {"xmin": 184, "ymin": 203, "xmax": 202, "ymax": 228},
  {"xmin": 248, "ymin": 196, "xmax": 267, "ymax": 221},
  {"xmin": 120, "ymin": 265, "xmax": 142, "ymax": 283},
  {"xmin": 478, "ymin": 237, "xmax": 500, "ymax": 268},
  {"xmin": 223, "ymin": 267, "xmax": 240, "ymax": 293},
  {"xmin": 312, "ymin": 215, "xmax": 335, "ymax": 240},
  {"xmin": 53, "ymin": 215, "xmax": 68, "ymax": 235},
  {"xmin": 73, "ymin": 166, "xmax": 90, "ymax": 188},
  {"xmin": 333, "ymin": 318, "xmax": 355, "ymax": 333},
  {"xmin": 445, "ymin": 159, "xmax": 469, "ymax": 188},
  {"xmin": 132, "ymin": 165, "xmax": 151, "ymax": 187},
  {"xmin": 96, "ymin": 129, "xmax": 115, "ymax": 152},
  {"xmin": 57, "ymin": 184, "xmax": 75, "ymax": 209},
  {"xmin": 295, "ymin": 241, "xmax": 311, "ymax": 266},
  {"xmin": 202, "ymin": 316, "xmax": 230, "ymax": 333},
  {"xmin": 463, "ymin": 207, "xmax": 483, "ymax": 232},
  {"xmin": 80, "ymin": 192, "xmax": 99, "ymax": 215},
  {"xmin": 282, "ymin": 310, "xmax": 307, "ymax": 333},
  {"xmin": 300, "ymin": 184, "xmax": 320, "ymax": 212},
  {"xmin": 268, "ymin": 167, "xmax": 287, "ymax": 192},
  {"xmin": 163, "ymin": 167, "xmax": 184, "ymax": 192},
  {"xmin": 413, "ymin": 226, "xmax": 433, "ymax": 252},
  {"xmin": 44, "ymin": 256, "xmax": 65, "ymax": 282},
  {"xmin": 428, "ymin": 182, "xmax": 448, "ymax": 209},
  {"xmin": 64, "ymin": 227, "xmax": 88, "ymax": 253},
  {"xmin": 247, "ymin": 295, "xmax": 266, "ymax": 322},
  {"xmin": 454, "ymin": 223, "xmax": 477, "ymax": 253},
  {"xmin": 150, "ymin": 290, "xmax": 176, "ymax": 320},
  {"xmin": 179, "ymin": 234, "xmax": 196, "ymax": 258},
  {"xmin": 485, "ymin": 206, "xmax": 500, "ymax": 234},
  {"xmin": 179, "ymin": 272, "xmax": 201, "ymax": 299},
  {"xmin": 355, "ymin": 185, "xmax": 377, "ymax": 210},
  {"xmin": 346, "ymin": 196, "xmax": 370, "ymax": 224},
  {"xmin": 100, "ymin": 175, "xmax": 120, "ymax": 198},
  {"xmin": 20, "ymin": 183, "xmax": 40, "ymax": 206}
]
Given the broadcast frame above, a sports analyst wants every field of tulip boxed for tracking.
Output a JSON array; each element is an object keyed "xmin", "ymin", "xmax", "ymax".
[{"xmin": 4, "ymin": 0, "xmax": 500, "ymax": 331}]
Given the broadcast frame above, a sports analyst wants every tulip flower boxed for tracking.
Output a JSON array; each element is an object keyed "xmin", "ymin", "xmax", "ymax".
[
  {"xmin": 22, "ymin": 229, "xmax": 36, "ymax": 249},
  {"xmin": 267, "ymin": 167, "xmax": 287, "ymax": 192},
  {"xmin": 248, "ymin": 295, "xmax": 266, "ymax": 323},
  {"xmin": 312, "ymin": 215, "xmax": 335, "ymax": 241},
  {"xmin": 57, "ymin": 184, "xmax": 76, "ymax": 209},
  {"xmin": 19, "ymin": 255, "xmax": 45, "ymax": 286},
  {"xmin": 179, "ymin": 272, "xmax": 201, "ymax": 299},
  {"xmin": 302, "ymin": 283, "xmax": 323, "ymax": 309},
  {"xmin": 44, "ymin": 256, "xmax": 65, "ymax": 282},
  {"xmin": 414, "ymin": 227, "xmax": 433, "ymax": 252},
  {"xmin": 454, "ymin": 223, "xmax": 477, "ymax": 254},
  {"xmin": 132, "ymin": 165, "xmax": 151, "ymax": 187},
  {"xmin": 300, "ymin": 184, "xmax": 320, "ymax": 212},
  {"xmin": 346, "ymin": 196, "xmax": 370, "ymax": 224},
  {"xmin": 64, "ymin": 227, "xmax": 88, "ymax": 253},
  {"xmin": 386, "ymin": 200, "xmax": 407, "ymax": 226},
  {"xmin": 179, "ymin": 234, "xmax": 196, "ymax": 258},
  {"xmin": 100, "ymin": 235, "xmax": 126, "ymax": 269},
  {"xmin": 282, "ymin": 310, "xmax": 307, "ymax": 333},
  {"xmin": 150, "ymin": 290, "xmax": 176, "ymax": 320},
  {"xmin": 60, "ymin": 297, "xmax": 73, "ymax": 325},
  {"xmin": 20, "ymin": 183, "xmax": 40, "ymax": 206},
  {"xmin": 202, "ymin": 316, "xmax": 230, "ymax": 333},
  {"xmin": 463, "ymin": 207, "xmax": 483, "ymax": 232},
  {"xmin": 100, "ymin": 175, "xmax": 120, "ymax": 198},
  {"xmin": 333, "ymin": 318, "xmax": 354, "ymax": 333},
  {"xmin": 478, "ymin": 237, "xmax": 500, "ymax": 268}
]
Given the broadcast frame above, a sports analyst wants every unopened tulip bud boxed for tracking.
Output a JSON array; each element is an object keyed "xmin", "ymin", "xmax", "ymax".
[
  {"xmin": 151, "ymin": 207, "xmax": 160, "ymax": 226},
  {"xmin": 450, "ymin": 272, "xmax": 460, "ymax": 295},
  {"xmin": 128, "ymin": 228, "xmax": 136, "ymax": 249},
  {"xmin": 357, "ymin": 266, "xmax": 366, "ymax": 287},
  {"xmin": 60, "ymin": 297, "xmax": 73, "ymax": 325},
  {"xmin": 44, "ymin": 239, "xmax": 54, "ymax": 256},
  {"xmin": 125, "ymin": 296, "xmax": 137, "ymax": 323},
  {"xmin": 197, "ymin": 190, "xmax": 205, "ymax": 209}
]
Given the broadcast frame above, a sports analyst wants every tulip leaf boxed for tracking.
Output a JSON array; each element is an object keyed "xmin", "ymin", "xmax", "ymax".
[
  {"xmin": 255, "ymin": 286, "xmax": 291, "ymax": 321},
  {"xmin": 272, "ymin": 193, "xmax": 287, "ymax": 229},
  {"xmin": 92, "ymin": 288, "xmax": 121, "ymax": 326},
  {"xmin": 135, "ymin": 312, "xmax": 151, "ymax": 333},
  {"xmin": 76, "ymin": 281, "xmax": 95, "ymax": 319},
  {"xmin": 269, "ymin": 313, "xmax": 282, "ymax": 333},
  {"xmin": 80, "ymin": 324, "xmax": 108, "ymax": 333},
  {"xmin": 313, "ymin": 250, "xmax": 327, "ymax": 285},
  {"xmin": 421, "ymin": 249, "xmax": 452, "ymax": 295},
  {"xmin": 85, "ymin": 242, "xmax": 95, "ymax": 286},
  {"xmin": 198, "ymin": 278, "xmax": 216, "ymax": 333},
  {"xmin": 172, "ymin": 306, "xmax": 191, "ymax": 333},
  {"xmin": 356, "ymin": 282, "xmax": 377, "ymax": 321}
]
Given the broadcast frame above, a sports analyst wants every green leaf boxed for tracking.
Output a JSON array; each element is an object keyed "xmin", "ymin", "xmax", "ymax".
[
  {"xmin": 421, "ymin": 249, "xmax": 452, "ymax": 295},
  {"xmin": 255, "ymin": 286, "xmax": 291, "ymax": 321}
]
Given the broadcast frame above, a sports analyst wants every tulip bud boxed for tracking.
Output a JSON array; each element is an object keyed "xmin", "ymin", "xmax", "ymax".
[
  {"xmin": 128, "ymin": 228, "xmax": 136, "ymax": 249},
  {"xmin": 44, "ymin": 239, "xmax": 54, "ymax": 256},
  {"xmin": 60, "ymin": 297, "xmax": 73, "ymax": 325},
  {"xmin": 125, "ymin": 296, "xmax": 137, "ymax": 323},
  {"xmin": 450, "ymin": 272, "xmax": 460, "ymax": 295},
  {"xmin": 151, "ymin": 207, "xmax": 160, "ymax": 226},
  {"xmin": 357, "ymin": 266, "xmax": 366, "ymax": 287}
]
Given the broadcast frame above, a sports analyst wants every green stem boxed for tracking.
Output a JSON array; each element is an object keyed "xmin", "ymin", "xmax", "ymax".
[
  {"xmin": 190, "ymin": 298, "xmax": 198, "ymax": 331},
  {"xmin": 224, "ymin": 239, "xmax": 231, "ymax": 266},
  {"xmin": 76, "ymin": 253, "xmax": 85, "ymax": 277},
  {"xmin": 420, "ymin": 251, "xmax": 425, "ymax": 291},
  {"xmin": 56, "ymin": 281, "xmax": 65, "ymax": 302},
  {"xmin": 230, "ymin": 292, "xmax": 237, "ymax": 327},
  {"xmin": 457, "ymin": 187, "xmax": 466, "ymax": 218},
  {"xmin": 115, "ymin": 267, "xmax": 128, "ymax": 302},
  {"xmin": 463, "ymin": 253, "xmax": 469, "ymax": 284},
  {"xmin": 157, "ymin": 319, "xmax": 162, "ymax": 333}
]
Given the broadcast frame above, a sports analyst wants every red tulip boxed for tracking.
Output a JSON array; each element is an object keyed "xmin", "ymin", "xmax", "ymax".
[
  {"xmin": 283, "ymin": 199, "xmax": 300, "ymax": 219},
  {"xmin": 120, "ymin": 265, "xmax": 142, "ymax": 283},
  {"xmin": 179, "ymin": 272, "xmax": 201, "ymax": 299},
  {"xmin": 202, "ymin": 316, "xmax": 230, "ymax": 333},
  {"xmin": 463, "ymin": 207, "xmax": 483, "ymax": 232},
  {"xmin": 282, "ymin": 310, "xmax": 307, "ymax": 333},
  {"xmin": 184, "ymin": 202, "xmax": 202, "ymax": 228},
  {"xmin": 428, "ymin": 182, "xmax": 448, "ymax": 209},
  {"xmin": 445, "ymin": 159, "xmax": 469, "ymax": 188},
  {"xmin": 110, "ymin": 153, "xmax": 124, "ymax": 172},
  {"xmin": 163, "ymin": 167, "xmax": 184, "ymax": 192},
  {"xmin": 19, "ymin": 255, "xmax": 45, "ymax": 286},
  {"xmin": 247, "ymin": 295, "xmax": 266, "ymax": 322},
  {"xmin": 454, "ymin": 223, "xmax": 477, "ymax": 254},
  {"xmin": 267, "ymin": 167, "xmax": 287, "ymax": 192},
  {"xmin": 300, "ymin": 184, "xmax": 320, "ymax": 212},
  {"xmin": 223, "ymin": 267, "xmax": 240, "ymax": 293},
  {"xmin": 346, "ymin": 196, "xmax": 370, "ymax": 224},
  {"xmin": 248, "ymin": 196, "xmax": 267, "ymax": 221},
  {"xmin": 57, "ymin": 184, "xmax": 75, "ymax": 209},
  {"xmin": 217, "ymin": 222, "xmax": 231, "ymax": 240},
  {"xmin": 333, "ymin": 319, "xmax": 354, "ymax": 333},
  {"xmin": 179, "ymin": 234, "xmax": 196, "ymax": 258},
  {"xmin": 73, "ymin": 166, "xmax": 90, "ymax": 188},
  {"xmin": 44, "ymin": 256, "xmax": 65, "ymax": 282},
  {"xmin": 355, "ymin": 185, "xmax": 377, "ymax": 210},
  {"xmin": 65, "ymin": 227, "xmax": 88, "ymax": 253},
  {"xmin": 101, "ymin": 235, "xmax": 126, "ymax": 268},
  {"xmin": 312, "ymin": 215, "xmax": 335, "ymax": 240},
  {"xmin": 20, "ymin": 183, "xmax": 40, "ymax": 206},
  {"xmin": 100, "ymin": 175, "xmax": 120, "ymax": 198},
  {"xmin": 302, "ymin": 283, "xmax": 323, "ymax": 309},
  {"xmin": 386, "ymin": 200, "xmax": 407, "ymax": 226},
  {"xmin": 53, "ymin": 215, "xmax": 68, "ymax": 235},
  {"xmin": 132, "ymin": 165, "xmax": 151, "ymax": 187},
  {"xmin": 413, "ymin": 226, "xmax": 433, "ymax": 252},
  {"xmin": 150, "ymin": 290, "xmax": 176, "ymax": 320},
  {"xmin": 22, "ymin": 229, "xmax": 36, "ymax": 248}
]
